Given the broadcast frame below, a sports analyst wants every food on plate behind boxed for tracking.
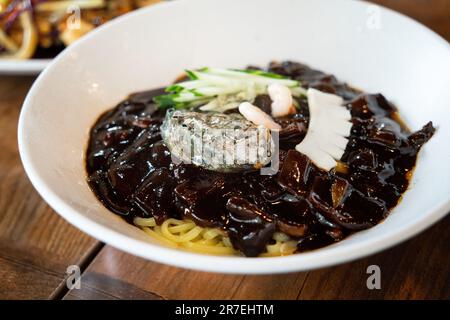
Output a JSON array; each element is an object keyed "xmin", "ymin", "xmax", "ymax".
[{"xmin": 0, "ymin": 0, "xmax": 160, "ymax": 59}]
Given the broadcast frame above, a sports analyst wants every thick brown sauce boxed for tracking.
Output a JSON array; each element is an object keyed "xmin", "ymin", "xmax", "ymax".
[{"xmin": 86, "ymin": 61, "xmax": 435, "ymax": 257}]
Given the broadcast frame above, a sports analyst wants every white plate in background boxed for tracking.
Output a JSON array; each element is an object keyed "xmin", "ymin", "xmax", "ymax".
[{"xmin": 0, "ymin": 59, "xmax": 50, "ymax": 75}]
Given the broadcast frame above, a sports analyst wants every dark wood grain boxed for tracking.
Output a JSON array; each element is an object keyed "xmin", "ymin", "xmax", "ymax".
[
  {"xmin": 373, "ymin": 0, "xmax": 450, "ymax": 41},
  {"xmin": 64, "ymin": 272, "xmax": 165, "ymax": 300},
  {"xmin": 297, "ymin": 215, "xmax": 450, "ymax": 300},
  {"xmin": 0, "ymin": 76, "xmax": 101, "ymax": 299}
]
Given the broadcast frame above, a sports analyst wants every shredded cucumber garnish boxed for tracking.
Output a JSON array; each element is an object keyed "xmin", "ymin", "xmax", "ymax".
[{"xmin": 153, "ymin": 68, "xmax": 306, "ymax": 110}]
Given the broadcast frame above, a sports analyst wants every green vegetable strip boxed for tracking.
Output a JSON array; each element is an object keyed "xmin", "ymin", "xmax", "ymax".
[
  {"xmin": 154, "ymin": 67, "xmax": 305, "ymax": 110},
  {"xmin": 204, "ymin": 68, "xmax": 299, "ymax": 87}
]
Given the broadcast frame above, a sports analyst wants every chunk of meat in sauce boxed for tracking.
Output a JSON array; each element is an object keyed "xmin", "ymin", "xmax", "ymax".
[
  {"xmin": 309, "ymin": 175, "xmax": 386, "ymax": 230},
  {"xmin": 226, "ymin": 197, "xmax": 276, "ymax": 257},
  {"xmin": 133, "ymin": 168, "xmax": 177, "ymax": 224},
  {"xmin": 107, "ymin": 132, "xmax": 169, "ymax": 200},
  {"xmin": 278, "ymin": 150, "xmax": 316, "ymax": 197},
  {"xmin": 175, "ymin": 174, "xmax": 229, "ymax": 228}
]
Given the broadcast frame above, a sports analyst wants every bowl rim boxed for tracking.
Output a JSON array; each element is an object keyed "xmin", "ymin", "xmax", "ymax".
[{"xmin": 17, "ymin": 0, "xmax": 450, "ymax": 274}]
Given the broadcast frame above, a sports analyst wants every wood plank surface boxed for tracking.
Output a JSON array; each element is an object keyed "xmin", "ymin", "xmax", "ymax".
[
  {"xmin": 0, "ymin": 76, "xmax": 101, "ymax": 299},
  {"xmin": 64, "ymin": 0, "xmax": 450, "ymax": 300},
  {"xmin": 375, "ymin": 0, "xmax": 450, "ymax": 40}
]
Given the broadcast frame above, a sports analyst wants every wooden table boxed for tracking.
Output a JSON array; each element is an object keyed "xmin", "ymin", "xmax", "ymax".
[{"xmin": 1, "ymin": 0, "xmax": 449, "ymax": 300}]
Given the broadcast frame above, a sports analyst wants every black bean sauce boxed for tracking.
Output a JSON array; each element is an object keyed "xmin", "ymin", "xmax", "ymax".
[{"xmin": 86, "ymin": 61, "xmax": 435, "ymax": 257}]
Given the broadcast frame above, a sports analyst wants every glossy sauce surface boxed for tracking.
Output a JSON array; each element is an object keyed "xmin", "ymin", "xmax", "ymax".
[{"xmin": 86, "ymin": 61, "xmax": 435, "ymax": 257}]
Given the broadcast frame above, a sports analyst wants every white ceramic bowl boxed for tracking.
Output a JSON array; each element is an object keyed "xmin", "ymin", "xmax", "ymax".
[{"xmin": 18, "ymin": 0, "xmax": 450, "ymax": 274}]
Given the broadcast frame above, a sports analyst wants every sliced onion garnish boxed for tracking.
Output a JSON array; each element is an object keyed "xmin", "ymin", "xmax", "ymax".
[{"xmin": 295, "ymin": 88, "xmax": 352, "ymax": 171}]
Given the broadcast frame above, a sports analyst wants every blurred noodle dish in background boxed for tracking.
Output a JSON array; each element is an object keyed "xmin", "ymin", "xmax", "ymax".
[{"xmin": 0, "ymin": 0, "xmax": 161, "ymax": 59}]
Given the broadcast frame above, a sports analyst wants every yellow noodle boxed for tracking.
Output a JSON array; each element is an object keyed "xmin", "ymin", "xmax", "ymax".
[
  {"xmin": 280, "ymin": 241, "xmax": 298, "ymax": 255},
  {"xmin": 134, "ymin": 217, "xmax": 156, "ymax": 227},
  {"xmin": 3, "ymin": 11, "xmax": 38, "ymax": 59},
  {"xmin": 134, "ymin": 217, "xmax": 297, "ymax": 257},
  {"xmin": 0, "ymin": 29, "xmax": 19, "ymax": 52},
  {"xmin": 266, "ymin": 241, "xmax": 283, "ymax": 254},
  {"xmin": 181, "ymin": 241, "xmax": 236, "ymax": 255},
  {"xmin": 203, "ymin": 228, "xmax": 224, "ymax": 240},
  {"xmin": 197, "ymin": 238, "xmax": 221, "ymax": 246},
  {"xmin": 141, "ymin": 226, "xmax": 177, "ymax": 248},
  {"xmin": 161, "ymin": 219, "xmax": 203, "ymax": 242},
  {"xmin": 273, "ymin": 232, "xmax": 290, "ymax": 242},
  {"xmin": 36, "ymin": 0, "xmax": 106, "ymax": 12},
  {"xmin": 222, "ymin": 237, "xmax": 233, "ymax": 248},
  {"xmin": 168, "ymin": 222, "xmax": 196, "ymax": 233}
]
